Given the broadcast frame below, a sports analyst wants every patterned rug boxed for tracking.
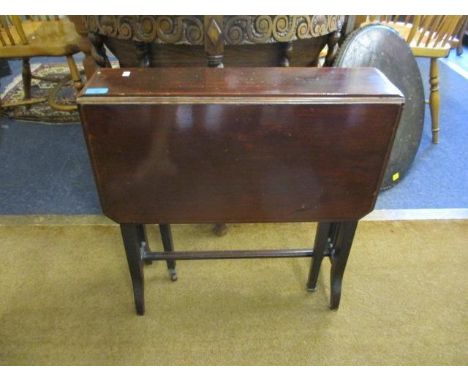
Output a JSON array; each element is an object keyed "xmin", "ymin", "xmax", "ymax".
[{"xmin": 1, "ymin": 63, "xmax": 81, "ymax": 123}]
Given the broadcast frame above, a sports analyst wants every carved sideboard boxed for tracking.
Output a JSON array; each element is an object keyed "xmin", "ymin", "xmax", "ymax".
[{"xmin": 83, "ymin": 15, "xmax": 345, "ymax": 68}]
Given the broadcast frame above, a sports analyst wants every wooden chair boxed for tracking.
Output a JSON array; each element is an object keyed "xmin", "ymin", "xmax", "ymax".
[
  {"xmin": 358, "ymin": 16, "xmax": 466, "ymax": 144},
  {"xmin": 0, "ymin": 15, "xmax": 83, "ymax": 112},
  {"xmin": 455, "ymin": 17, "xmax": 467, "ymax": 56}
]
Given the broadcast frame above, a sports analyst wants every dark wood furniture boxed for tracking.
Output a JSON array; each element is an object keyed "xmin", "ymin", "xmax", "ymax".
[
  {"xmin": 81, "ymin": 15, "xmax": 346, "ymax": 237},
  {"xmin": 78, "ymin": 67, "xmax": 404, "ymax": 315},
  {"xmin": 83, "ymin": 16, "xmax": 345, "ymax": 69}
]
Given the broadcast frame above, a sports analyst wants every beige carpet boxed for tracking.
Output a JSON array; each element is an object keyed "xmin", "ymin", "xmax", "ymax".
[{"xmin": 0, "ymin": 218, "xmax": 467, "ymax": 365}]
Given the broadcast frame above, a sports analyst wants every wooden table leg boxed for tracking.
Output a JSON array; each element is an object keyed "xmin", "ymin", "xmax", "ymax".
[
  {"xmin": 159, "ymin": 224, "xmax": 177, "ymax": 281},
  {"xmin": 213, "ymin": 223, "xmax": 228, "ymax": 236},
  {"xmin": 307, "ymin": 222, "xmax": 335, "ymax": 291},
  {"xmin": 329, "ymin": 221, "xmax": 358, "ymax": 310},
  {"xmin": 120, "ymin": 224, "xmax": 145, "ymax": 315},
  {"xmin": 133, "ymin": 224, "xmax": 152, "ymax": 266}
]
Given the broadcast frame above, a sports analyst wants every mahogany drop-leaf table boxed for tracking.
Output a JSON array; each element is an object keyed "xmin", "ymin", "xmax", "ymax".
[{"xmin": 78, "ymin": 67, "xmax": 404, "ymax": 315}]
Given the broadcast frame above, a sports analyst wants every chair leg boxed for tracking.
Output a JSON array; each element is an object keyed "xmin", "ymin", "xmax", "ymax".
[
  {"xmin": 47, "ymin": 55, "xmax": 82, "ymax": 112},
  {"xmin": 329, "ymin": 221, "xmax": 358, "ymax": 310},
  {"xmin": 429, "ymin": 58, "xmax": 440, "ymax": 144},
  {"xmin": 120, "ymin": 224, "xmax": 145, "ymax": 315},
  {"xmin": 159, "ymin": 224, "xmax": 177, "ymax": 281},
  {"xmin": 66, "ymin": 55, "xmax": 82, "ymax": 90},
  {"xmin": 22, "ymin": 58, "xmax": 32, "ymax": 100}
]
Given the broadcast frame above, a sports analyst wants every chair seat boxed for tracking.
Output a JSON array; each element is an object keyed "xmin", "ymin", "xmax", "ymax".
[{"xmin": 0, "ymin": 19, "xmax": 81, "ymax": 58}]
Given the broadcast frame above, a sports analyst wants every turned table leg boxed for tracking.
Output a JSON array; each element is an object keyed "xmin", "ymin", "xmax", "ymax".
[
  {"xmin": 120, "ymin": 224, "xmax": 145, "ymax": 315},
  {"xmin": 307, "ymin": 222, "xmax": 335, "ymax": 291},
  {"xmin": 329, "ymin": 221, "xmax": 358, "ymax": 310},
  {"xmin": 159, "ymin": 224, "xmax": 177, "ymax": 281},
  {"xmin": 213, "ymin": 223, "xmax": 228, "ymax": 236}
]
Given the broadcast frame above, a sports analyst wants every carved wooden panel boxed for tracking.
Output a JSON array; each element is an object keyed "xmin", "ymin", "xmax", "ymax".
[{"xmin": 84, "ymin": 15, "xmax": 345, "ymax": 45}]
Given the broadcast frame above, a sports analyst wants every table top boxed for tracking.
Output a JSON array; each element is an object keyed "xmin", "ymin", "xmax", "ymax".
[
  {"xmin": 78, "ymin": 67, "xmax": 404, "ymax": 223},
  {"xmin": 78, "ymin": 67, "xmax": 403, "ymax": 102}
]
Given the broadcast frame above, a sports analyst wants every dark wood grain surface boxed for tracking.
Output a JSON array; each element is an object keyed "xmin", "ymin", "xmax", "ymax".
[
  {"xmin": 78, "ymin": 67, "xmax": 403, "ymax": 224},
  {"xmin": 78, "ymin": 67, "xmax": 403, "ymax": 99}
]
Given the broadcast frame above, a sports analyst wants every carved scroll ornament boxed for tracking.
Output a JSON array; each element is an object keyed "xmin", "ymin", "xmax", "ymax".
[{"xmin": 84, "ymin": 15, "xmax": 345, "ymax": 45}]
